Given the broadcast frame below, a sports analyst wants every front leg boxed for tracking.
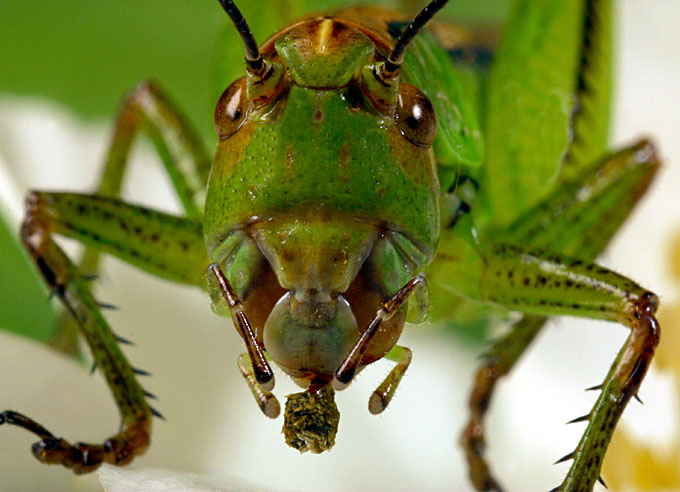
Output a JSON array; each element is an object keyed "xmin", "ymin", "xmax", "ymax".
[
  {"xmin": 3, "ymin": 209, "xmax": 151, "ymax": 473},
  {"xmin": 1, "ymin": 191, "xmax": 207, "ymax": 473}
]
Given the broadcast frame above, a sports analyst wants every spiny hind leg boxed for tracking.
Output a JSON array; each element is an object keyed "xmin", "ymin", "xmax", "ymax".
[
  {"xmin": 0, "ymin": 410, "xmax": 150, "ymax": 474},
  {"xmin": 476, "ymin": 244, "xmax": 659, "ymax": 492},
  {"xmin": 2, "ymin": 217, "xmax": 151, "ymax": 473}
]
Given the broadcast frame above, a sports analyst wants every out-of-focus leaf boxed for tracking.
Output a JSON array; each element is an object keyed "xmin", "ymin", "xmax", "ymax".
[
  {"xmin": 0, "ymin": 211, "xmax": 56, "ymax": 341},
  {"xmin": 0, "ymin": 1, "xmax": 221, "ymax": 139}
]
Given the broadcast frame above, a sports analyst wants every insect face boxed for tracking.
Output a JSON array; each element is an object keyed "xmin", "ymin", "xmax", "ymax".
[
  {"xmin": 207, "ymin": 18, "xmax": 440, "ymax": 376},
  {"xmin": 205, "ymin": 5, "xmax": 444, "ymax": 453}
]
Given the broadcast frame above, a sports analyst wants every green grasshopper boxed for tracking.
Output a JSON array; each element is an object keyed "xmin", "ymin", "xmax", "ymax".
[{"xmin": 0, "ymin": 0, "xmax": 662, "ymax": 491}]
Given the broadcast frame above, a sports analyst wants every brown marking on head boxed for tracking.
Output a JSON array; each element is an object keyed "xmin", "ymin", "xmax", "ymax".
[
  {"xmin": 282, "ymin": 19, "xmax": 361, "ymax": 60},
  {"xmin": 387, "ymin": 124, "xmax": 436, "ymax": 188},
  {"xmin": 213, "ymin": 120, "xmax": 256, "ymax": 180},
  {"xmin": 338, "ymin": 142, "xmax": 351, "ymax": 168},
  {"xmin": 281, "ymin": 247, "xmax": 296, "ymax": 263},
  {"xmin": 274, "ymin": 19, "xmax": 375, "ymax": 88}
]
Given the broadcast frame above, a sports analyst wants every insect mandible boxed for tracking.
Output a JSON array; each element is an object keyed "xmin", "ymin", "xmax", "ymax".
[{"xmin": 0, "ymin": 1, "xmax": 663, "ymax": 491}]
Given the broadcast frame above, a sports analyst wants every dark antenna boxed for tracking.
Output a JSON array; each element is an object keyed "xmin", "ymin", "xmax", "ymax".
[
  {"xmin": 385, "ymin": 0, "xmax": 450, "ymax": 73},
  {"xmin": 217, "ymin": 0, "xmax": 263, "ymax": 72}
]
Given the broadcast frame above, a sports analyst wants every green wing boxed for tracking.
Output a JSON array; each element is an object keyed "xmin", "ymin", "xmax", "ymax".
[
  {"xmin": 560, "ymin": 0, "xmax": 613, "ymax": 181},
  {"xmin": 482, "ymin": 0, "xmax": 585, "ymax": 226}
]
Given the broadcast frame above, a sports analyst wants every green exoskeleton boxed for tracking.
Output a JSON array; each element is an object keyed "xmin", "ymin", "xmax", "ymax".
[{"xmin": 0, "ymin": 0, "xmax": 662, "ymax": 491}]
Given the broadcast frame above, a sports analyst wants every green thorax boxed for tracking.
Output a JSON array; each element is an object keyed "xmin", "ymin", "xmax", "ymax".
[{"xmin": 204, "ymin": 84, "xmax": 439, "ymax": 262}]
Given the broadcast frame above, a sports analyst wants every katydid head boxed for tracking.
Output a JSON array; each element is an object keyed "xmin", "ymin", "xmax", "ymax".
[
  {"xmin": 207, "ymin": 0, "xmax": 447, "ymax": 453},
  {"xmin": 213, "ymin": 0, "xmax": 447, "ymax": 147}
]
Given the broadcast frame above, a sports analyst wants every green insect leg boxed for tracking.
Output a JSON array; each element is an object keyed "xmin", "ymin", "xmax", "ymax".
[
  {"xmin": 51, "ymin": 81, "xmax": 211, "ymax": 355},
  {"xmin": 89, "ymin": 80, "xmax": 211, "ymax": 216},
  {"xmin": 480, "ymin": 245, "xmax": 659, "ymax": 492},
  {"xmin": 0, "ymin": 191, "xmax": 207, "ymax": 473},
  {"xmin": 453, "ymin": 140, "xmax": 660, "ymax": 491},
  {"xmin": 462, "ymin": 315, "xmax": 544, "ymax": 492}
]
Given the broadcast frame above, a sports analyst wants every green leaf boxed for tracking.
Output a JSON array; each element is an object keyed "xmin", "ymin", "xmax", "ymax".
[{"xmin": 0, "ymin": 211, "xmax": 56, "ymax": 341}]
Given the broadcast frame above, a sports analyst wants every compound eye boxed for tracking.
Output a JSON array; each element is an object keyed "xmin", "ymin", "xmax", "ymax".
[
  {"xmin": 214, "ymin": 77, "xmax": 249, "ymax": 140},
  {"xmin": 395, "ymin": 83, "xmax": 437, "ymax": 148}
]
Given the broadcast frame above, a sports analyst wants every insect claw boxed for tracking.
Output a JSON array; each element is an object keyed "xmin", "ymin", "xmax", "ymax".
[
  {"xmin": 634, "ymin": 393, "xmax": 644, "ymax": 404},
  {"xmin": 149, "ymin": 406, "xmax": 165, "ymax": 421},
  {"xmin": 598, "ymin": 475, "xmax": 608, "ymax": 488},
  {"xmin": 547, "ymin": 487, "xmax": 561, "ymax": 492},
  {"xmin": 585, "ymin": 383, "xmax": 603, "ymax": 392},
  {"xmin": 89, "ymin": 362, "xmax": 98, "ymax": 375},
  {"xmin": 566, "ymin": 413, "xmax": 590, "ymax": 424},
  {"xmin": 143, "ymin": 390, "xmax": 158, "ymax": 400},
  {"xmin": 133, "ymin": 367, "xmax": 151, "ymax": 377},
  {"xmin": 553, "ymin": 451, "xmax": 575, "ymax": 465},
  {"xmin": 80, "ymin": 273, "xmax": 99, "ymax": 282},
  {"xmin": 114, "ymin": 334, "xmax": 134, "ymax": 346}
]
